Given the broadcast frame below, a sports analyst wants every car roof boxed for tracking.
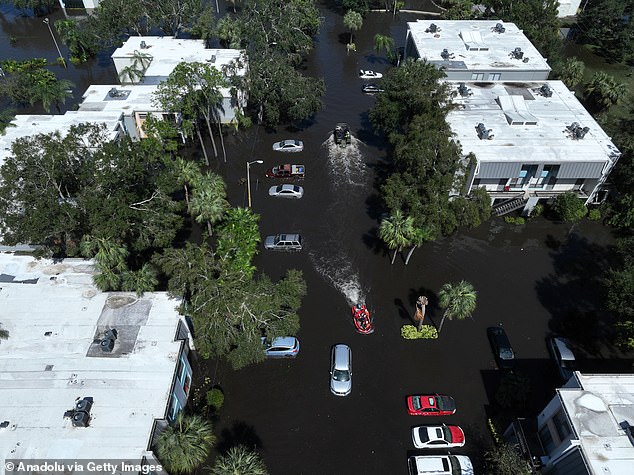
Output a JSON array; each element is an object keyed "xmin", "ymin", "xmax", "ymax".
[
  {"xmin": 489, "ymin": 326, "xmax": 511, "ymax": 343},
  {"xmin": 271, "ymin": 336, "xmax": 297, "ymax": 348},
  {"xmin": 333, "ymin": 344, "xmax": 350, "ymax": 368},
  {"xmin": 552, "ymin": 337, "xmax": 575, "ymax": 360}
]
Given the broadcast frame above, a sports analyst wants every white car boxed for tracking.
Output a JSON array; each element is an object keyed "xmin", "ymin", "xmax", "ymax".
[
  {"xmin": 268, "ymin": 184, "xmax": 304, "ymax": 199},
  {"xmin": 272, "ymin": 139, "xmax": 304, "ymax": 152},
  {"xmin": 359, "ymin": 69, "xmax": 383, "ymax": 79},
  {"xmin": 407, "ymin": 455, "xmax": 473, "ymax": 475},
  {"xmin": 547, "ymin": 336, "xmax": 576, "ymax": 382},
  {"xmin": 411, "ymin": 424, "xmax": 465, "ymax": 448},
  {"xmin": 330, "ymin": 344, "xmax": 352, "ymax": 396}
]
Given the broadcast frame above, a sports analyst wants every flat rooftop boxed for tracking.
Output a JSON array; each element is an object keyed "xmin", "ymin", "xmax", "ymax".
[
  {"xmin": 559, "ymin": 373, "xmax": 634, "ymax": 475},
  {"xmin": 111, "ymin": 37, "xmax": 246, "ymax": 84},
  {"xmin": 445, "ymin": 80, "xmax": 620, "ymax": 163},
  {"xmin": 79, "ymin": 85, "xmax": 160, "ymax": 113},
  {"xmin": 0, "ymin": 254, "xmax": 183, "ymax": 465},
  {"xmin": 406, "ymin": 20, "xmax": 551, "ymax": 72},
  {"xmin": 0, "ymin": 112, "xmax": 123, "ymax": 169}
]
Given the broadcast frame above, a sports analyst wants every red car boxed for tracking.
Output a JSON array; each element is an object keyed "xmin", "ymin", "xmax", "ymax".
[{"xmin": 407, "ymin": 394, "xmax": 456, "ymax": 416}]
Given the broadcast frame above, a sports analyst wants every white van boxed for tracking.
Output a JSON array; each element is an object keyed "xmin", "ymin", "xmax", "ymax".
[{"xmin": 408, "ymin": 455, "xmax": 474, "ymax": 475}]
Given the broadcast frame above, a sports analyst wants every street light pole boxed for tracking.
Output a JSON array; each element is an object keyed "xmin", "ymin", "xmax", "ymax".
[
  {"xmin": 43, "ymin": 18, "xmax": 67, "ymax": 69},
  {"xmin": 246, "ymin": 160, "xmax": 264, "ymax": 208}
]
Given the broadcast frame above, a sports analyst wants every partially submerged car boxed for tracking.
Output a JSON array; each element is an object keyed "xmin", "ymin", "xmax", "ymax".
[
  {"xmin": 334, "ymin": 123, "xmax": 351, "ymax": 147},
  {"xmin": 265, "ymin": 164, "xmax": 305, "ymax": 179},
  {"xmin": 268, "ymin": 184, "xmax": 304, "ymax": 199},
  {"xmin": 272, "ymin": 139, "xmax": 303, "ymax": 152},
  {"xmin": 547, "ymin": 336, "xmax": 576, "ymax": 382},
  {"xmin": 407, "ymin": 394, "xmax": 456, "ymax": 416},
  {"xmin": 411, "ymin": 424, "xmax": 465, "ymax": 448},
  {"xmin": 359, "ymin": 69, "xmax": 382, "ymax": 79},
  {"xmin": 263, "ymin": 234, "xmax": 302, "ymax": 251},
  {"xmin": 407, "ymin": 455, "xmax": 474, "ymax": 475},
  {"xmin": 330, "ymin": 344, "xmax": 352, "ymax": 396},
  {"xmin": 362, "ymin": 83, "xmax": 384, "ymax": 94},
  {"xmin": 261, "ymin": 336, "xmax": 300, "ymax": 358},
  {"xmin": 488, "ymin": 325, "xmax": 515, "ymax": 370}
]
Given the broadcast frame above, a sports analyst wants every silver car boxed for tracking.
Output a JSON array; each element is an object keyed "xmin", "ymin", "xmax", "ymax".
[
  {"xmin": 272, "ymin": 139, "xmax": 303, "ymax": 152},
  {"xmin": 548, "ymin": 336, "xmax": 576, "ymax": 382},
  {"xmin": 263, "ymin": 234, "xmax": 302, "ymax": 251},
  {"xmin": 330, "ymin": 344, "xmax": 352, "ymax": 396},
  {"xmin": 268, "ymin": 184, "xmax": 304, "ymax": 199},
  {"xmin": 261, "ymin": 336, "xmax": 300, "ymax": 358}
]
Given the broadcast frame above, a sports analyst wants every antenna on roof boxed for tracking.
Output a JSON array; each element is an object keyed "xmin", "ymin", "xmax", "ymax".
[{"xmin": 493, "ymin": 23, "xmax": 505, "ymax": 34}]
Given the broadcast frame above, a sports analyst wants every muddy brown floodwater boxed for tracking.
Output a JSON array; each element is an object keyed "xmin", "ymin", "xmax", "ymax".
[{"xmin": 0, "ymin": 2, "xmax": 624, "ymax": 474}]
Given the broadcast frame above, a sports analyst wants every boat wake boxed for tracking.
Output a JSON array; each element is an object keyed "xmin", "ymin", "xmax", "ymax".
[
  {"xmin": 322, "ymin": 135, "xmax": 367, "ymax": 187},
  {"xmin": 309, "ymin": 248, "xmax": 366, "ymax": 306}
]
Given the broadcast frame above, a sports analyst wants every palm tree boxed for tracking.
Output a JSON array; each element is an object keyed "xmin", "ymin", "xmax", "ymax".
[
  {"xmin": 557, "ymin": 57, "xmax": 585, "ymax": 90},
  {"xmin": 0, "ymin": 323, "xmax": 9, "ymax": 341},
  {"xmin": 404, "ymin": 226, "xmax": 435, "ymax": 265},
  {"xmin": 121, "ymin": 263, "xmax": 159, "ymax": 296},
  {"xmin": 0, "ymin": 108, "xmax": 16, "ymax": 135},
  {"xmin": 585, "ymin": 72, "xmax": 627, "ymax": 112},
  {"xmin": 35, "ymin": 78, "xmax": 74, "ymax": 113},
  {"xmin": 373, "ymin": 34, "xmax": 395, "ymax": 61},
  {"xmin": 438, "ymin": 281, "xmax": 477, "ymax": 333},
  {"xmin": 378, "ymin": 210, "xmax": 414, "ymax": 264},
  {"xmin": 210, "ymin": 446, "xmax": 268, "ymax": 475},
  {"xmin": 189, "ymin": 172, "xmax": 228, "ymax": 237},
  {"xmin": 80, "ymin": 235, "xmax": 129, "ymax": 271},
  {"xmin": 175, "ymin": 158, "xmax": 202, "ymax": 212},
  {"xmin": 155, "ymin": 413, "xmax": 215, "ymax": 474},
  {"xmin": 343, "ymin": 10, "xmax": 363, "ymax": 49}
]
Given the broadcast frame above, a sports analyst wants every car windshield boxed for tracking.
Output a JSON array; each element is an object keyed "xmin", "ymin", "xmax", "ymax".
[
  {"xmin": 333, "ymin": 369, "xmax": 350, "ymax": 382},
  {"xmin": 442, "ymin": 426, "xmax": 452, "ymax": 442},
  {"xmin": 411, "ymin": 396, "xmax": 422, "ymax": 410},
  {"xmin": 417, "ymin": 428, "xmax": 430, "ymax": 443},
  {"xmin": 436, "ymin": 396, "xmax": 452, "ymax": 410},
  {"xmin": 500, "ymin": 348, "xmax": 514, "ymax": 359},
  {"xmin": 448, "ymin": 456, "xmax": 462, "ymax": 475}
]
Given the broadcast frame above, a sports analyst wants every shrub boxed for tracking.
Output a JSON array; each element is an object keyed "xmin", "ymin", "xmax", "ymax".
[
  {"xmin": 553, "ymin": 192, "xmax": 588, "ymax": 222},
  {"xmin": 588, "ymin": 208, "xmax": 601, "ymax": 221},
  {"xmin": 529, "ymin": 203, "xmax": 544, "ymax": 218},
  {"xmin": 401, "ymin": 324, "xmax": 438, "ymax": 339},
  {"xmin": 206, "ymin": 388, "xmax": 225, "ymax": 411},
  {"xmin": 504, "ymin": 216, "xmax": 525, "ymax": 225}
]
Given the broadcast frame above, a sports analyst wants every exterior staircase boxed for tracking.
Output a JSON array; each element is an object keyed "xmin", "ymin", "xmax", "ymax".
[{"xmin": 492, "ymin": 197, "xmax": 528, "ymax": 216}]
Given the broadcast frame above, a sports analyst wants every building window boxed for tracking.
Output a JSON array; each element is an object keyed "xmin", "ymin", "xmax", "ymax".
[
  {"xmin": 489, "ymin": 73, "xmax": 501, "ymax": 80},
  {"xmin": 539, "ymin": 424, "xmax": 555, "ymax": 454},
  {"xmin": 553, "ymin": 410, "xmax": 572, "ymax": 441},
  {"xmin": 471, "ymin": 73, "xmax": 485, "ymax": 80},
  {"xmin": 168, "ymin": 396, "xmax": 180, "ymax": 422},
  {"xmin": 183, "ymin": 374, "xmax": 191, "ymax": 395},
  {"xmin": 176, "ymin": 358, "xmax": 184, "ymax": 382}
]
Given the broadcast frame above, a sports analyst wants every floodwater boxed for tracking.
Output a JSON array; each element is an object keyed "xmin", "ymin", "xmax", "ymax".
[{"xmin": 0, "ymin": 2, "xmax": 625, "ymax": 475}]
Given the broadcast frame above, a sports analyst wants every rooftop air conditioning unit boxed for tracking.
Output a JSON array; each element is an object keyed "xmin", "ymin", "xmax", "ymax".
[
  {"xmin": 100, "ymin": 328, "xmax": 118, "ymax": 352},
  {"xmin": 493, "ymin": 23, "xmax": 505, "ymax": 34},
  {"xmin": 75, "ymin": 398, "xmax": 93, "ymax": 413},
  {"xmin": 441, "ymin": 49, "xmax": 452, "ymax": 60},
  {"xmin": 511, "ymin": 47, "xmax": 523, "ymax": 59},
  {"xmin": 540, "ymin": 84, "xmax": 553, "ymax": 97},
  {"xmin": 140, "ymin": 41, "xmax": 147, "ymax": 49},
  {"xmin": 72, "ymin": 411, "xmax": 90, "ymax": 428},
  {"xmin": 458, "ymin": 83, "xmax": 472, "ymax": 97},
  {"xmin": 427, "ymin": 23, "xmax": 438, "ymax": 34}
]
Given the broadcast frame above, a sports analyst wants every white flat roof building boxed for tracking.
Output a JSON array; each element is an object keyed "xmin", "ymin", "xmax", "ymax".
[
  {"xmin": 557, "ymin": 0, "xmax": 582, "ymax": 17},
  {"xmin": 405, "ymin": 20, "xmax": 551, "ymax": 81},
  {"xmin": 535, "ymin": 373, "xmax": 634, "ymax": 475},
  {"xmin": 0, "ymin": 254, "xmax": 191, "ymax": 470},
  {"xmin": 0, "ymin": 112, "xmax": 125, "ymax": 170},
  {"xmin": 446, "ymin": 80, "xmax": 620, "ymax": 213}
]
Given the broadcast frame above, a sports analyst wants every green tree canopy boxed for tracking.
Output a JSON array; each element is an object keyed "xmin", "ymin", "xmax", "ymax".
[
  {"xmin": 584, "ymin": 71, "xmax": 628, "ymax": 112},
  {"xmin": 578, "ymin": 0, "xmax": 634, "ymax": 63},
  {"xmin": 438, "ymin": 281, "xmax": 477, "ymax": 332},
  {"xmin": 484, "ymin": 443, "xmax": 532, "ymax": 475},
  {"xmin": 553, "ymin": 191, "xmax": 588, "ymax": 222}
]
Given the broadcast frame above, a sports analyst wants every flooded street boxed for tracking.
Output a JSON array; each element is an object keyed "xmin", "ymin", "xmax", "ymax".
[{"xmin": 1, "ymin": 2, "xmax": 624, "ymax": 474}]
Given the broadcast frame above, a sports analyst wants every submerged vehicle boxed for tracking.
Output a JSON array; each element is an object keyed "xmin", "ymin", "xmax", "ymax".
[
  {"xmin": 272, "ymin": 139, "xmax": 303, "ymax": 152},
  {"xmin": 362, "ymin": 83, "xmax": 384, "ymax": 94},
  {"xmin": 352, "ymin": 304, "xmax": 374, "ymax": 334},
  {"xmin": 334, "ymin": 123, "xmax": 351, "ymax": 147},
  {"xmin": 359, "ymin": 69, "xmax": 383, "ymax": 79},
  {"xmin": 265, "ymin": 164, "xmax": 305, "ymax": 179}
]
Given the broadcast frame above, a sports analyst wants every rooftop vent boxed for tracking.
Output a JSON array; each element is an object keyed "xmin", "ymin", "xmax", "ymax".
[
  {"xmin": 108, "ymin": 88, "xmax": 128, "ymax": 98},
  {"xmin": 426, "ymin": 23, "xmax": 438, "ymax": 34},
  {"xmin": 511, "ymin": 47, "xmax": 524, "ymax": 60},
  {"xmin": 476, "ymin": 123, "xmax": 494, "ymax": 140},
  {"xmin": 72, "ymin": 411, "xmax": 90, "ymax": 428},
  {"xmin": 493, "ymin": 23, "xmax": 505, "ymax": 34},
  {"xmin": 458, "ymin": 82, "xmax": 472, "ymax": 97},
  {"xmin": 140, "ymin": 40, "xmax": 147, "ymax": 49},
  {"xmin": 539, "ymin": 84, "xmax": 553, "ymax": 97},
  {"xmin": 566, "ymin": 122, "xmax": 589, "ymax": 140},
  {"xmin": 71, "ymin": 397, "xmax": 94, "ymax": 428},
  {"xmin": 100, "ymin": 328, "xmax": 118, "ymax": 352},
  {"xmin": 523, "ymin": 57, "xmax": 530, "ymax": 63},
  {"xmin": 0, "ymin": 421, "xmax": 9, "ymax": 428},
  {"xmin": 441, "ymin": 48, "xmax": 454, "ymax": 60}
]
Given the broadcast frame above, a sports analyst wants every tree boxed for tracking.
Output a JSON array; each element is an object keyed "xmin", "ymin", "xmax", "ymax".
[
  {"xmin": 553, "ymin": 191, "xmax": 588, "ymax": 222},
  {"xmin": 484, "ymin": 443, "xmax": 532, "ymax": 475},
  {"xmin": 210, "ymin": 446, "xmax": 268, "ymax": 475},
  {"xmin": 121, "ymin": 263, "xmax": 159, "ymax": 296},
  {"xmin": 556, "ymin": 57, "xmax": 585, "ymax": 90},
  {"xmin": 146, "ymin": 0, "xmax": 203, "ymax": 37},
  {"xmin": 373, "ymin": 34, "xmax": 395, "ymax": 61},
  {"xmin": 215, "ymin": 207, "xmax": 260, "ymax": 278},
  {"xmin": 438, "ymin": 281, "xmax": 477, "ymax": 332},
  {"xmin": 174, "ymin": 158, "xmax": 203, "ymax": 212},
  {"xmin": 585, "ymin": 71, "xmax": 628, "ymax": 112},
  {"xmin": 440, "ymin": 0, "xmax": 479, "ymax": 20},
  {"xmin": 404, "ymin": 226, "xmax": 435, "ymax": 265},
  {"xmin": 189, "ymin": 172, "xmax": 228, "ymax": 237},
  {"xmin": 54, "ymin": 19, "xmax": 100, "ymax": 63},
  {"xmin": 155, "ymin": 413, "xmax": 215, "ymax": 474},
  {"xmin": 578, "ymin": 0, "xmax": 634, "ymax": 63},
  {"xmin": 0, "ymin": 108, "xmax": 16, "ymax": 134},
  {"xmin": 378, "ymin": 210, "xmax": 414, "ymax": 264},
  {"xmin": 343, "ymin": 10, "xmax": 362, "ymax": 49}
]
